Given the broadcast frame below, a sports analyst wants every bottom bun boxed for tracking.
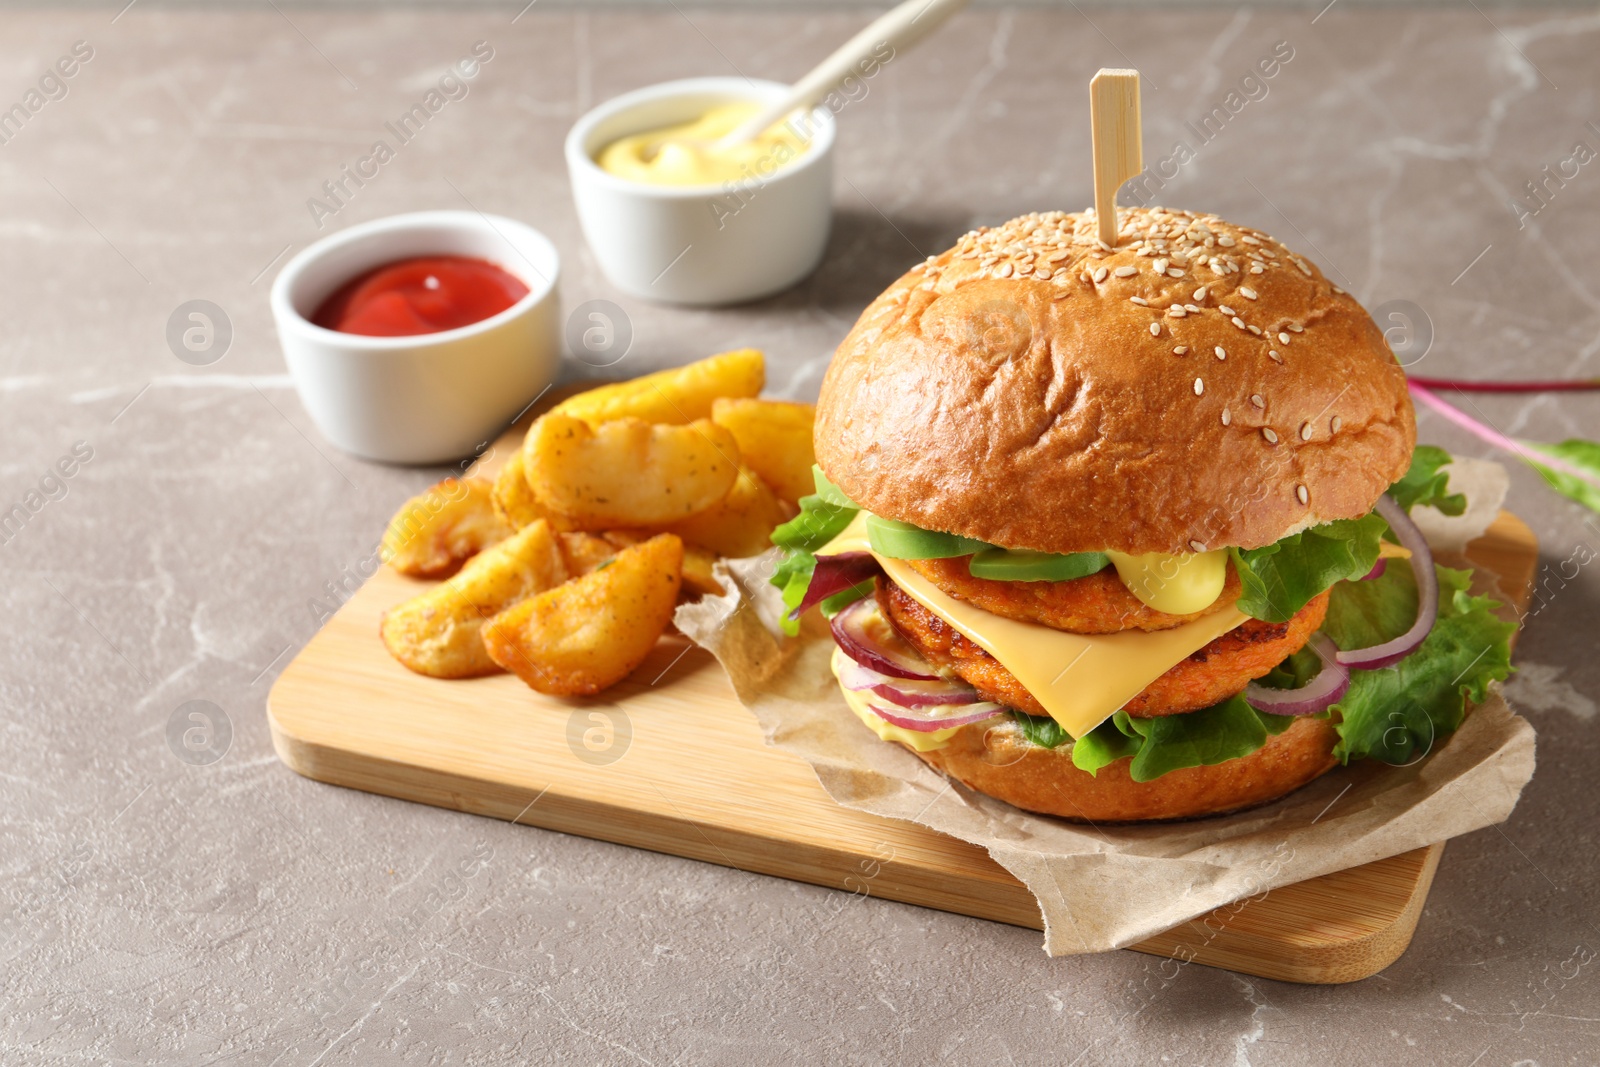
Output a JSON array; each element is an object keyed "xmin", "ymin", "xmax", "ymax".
[{"xmin": 910, "ymin": 714, "xmax": 1341, "ymax": 823}]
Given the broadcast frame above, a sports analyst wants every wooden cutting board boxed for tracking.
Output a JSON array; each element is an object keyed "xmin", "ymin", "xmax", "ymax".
[{"xmin": 268, "ymin": 430, "xmax": 1537, "ymax": 984}]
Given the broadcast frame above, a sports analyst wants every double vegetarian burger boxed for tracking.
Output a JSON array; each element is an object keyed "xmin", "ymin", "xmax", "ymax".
[{"xmin": 772, "ymin": 206, "xmax": 1513, "ymax": 823}]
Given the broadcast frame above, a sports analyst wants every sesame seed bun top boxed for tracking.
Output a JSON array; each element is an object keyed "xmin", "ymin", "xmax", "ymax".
[{"xmin": 813, "ymin": 207, "xmax": 1416, "ymax": 555}]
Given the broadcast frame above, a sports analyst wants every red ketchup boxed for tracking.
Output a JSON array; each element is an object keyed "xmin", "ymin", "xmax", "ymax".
[{"xmin": 312, "ymin": 256, "xmax": 529, "ymax": 337}]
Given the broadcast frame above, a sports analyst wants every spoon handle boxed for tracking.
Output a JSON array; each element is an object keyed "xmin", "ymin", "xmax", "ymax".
[{"xmin": 715, "ymin": 0, "xmax": 970, "ymax": 151}]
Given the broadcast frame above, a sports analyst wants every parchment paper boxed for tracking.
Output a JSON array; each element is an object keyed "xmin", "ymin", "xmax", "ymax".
[{"xmin": 674, "ymin": 459, "xmax": 1536, "ymax": 955}]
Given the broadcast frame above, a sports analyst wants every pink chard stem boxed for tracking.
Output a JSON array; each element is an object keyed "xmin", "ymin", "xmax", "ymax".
[{"xmin": 1406, "ymin": 376, "xmax": 1600, "ymax": 394}]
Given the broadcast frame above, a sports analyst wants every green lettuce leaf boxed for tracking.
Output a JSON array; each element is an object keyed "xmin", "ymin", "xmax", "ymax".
[
  {"xmin": 1389, "ymin": 444, "xmax": 1468, "ymax": 515},
  {"xmin": 1061, "ymin": 702, "xmax": 1300, "ymax": 783},
  {"xmin": 1229, "ymin": 512, "xmax": 1387, "ymax": 623},
  {"xmin": 1323, "ymin": 561, "xmax": 1515, "ymax": 763},
  {"xmin": 1523, "ymin": 438, "xmax": 1600, "ymax": 515}
]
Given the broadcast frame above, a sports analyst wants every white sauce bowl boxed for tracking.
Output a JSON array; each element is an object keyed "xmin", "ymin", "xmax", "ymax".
[
  {"xmin": 566, "ymin": 77, "xmax": 835, "ymax": 306},
  {"xmin": 271, "ymin": 210, "xmax": 560, "ymax": 465}
]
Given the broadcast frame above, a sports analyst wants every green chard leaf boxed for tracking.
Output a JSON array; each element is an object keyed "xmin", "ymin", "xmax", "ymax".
[
  {"xmin": 1229, "ymin": 512, "xmax": 1388, "ymax": 623},
  {"xmin": 769, "ymin": 491, "xmax": 861, "ymax": 636},
  {"xmin": 1389, "ymin": 444, "xmax": 1468, "ymax": 516},
  {"xmin": 1323, "ymin": 560, "xmax": 1515, "ymax": 764},
  {"xmin": 1523, "ymin": 438, "xmax": 1600, "ymax": 515},
  {"xmin": 1012, "ymin": 711, "xmax": 1072, "ymax": 751}
]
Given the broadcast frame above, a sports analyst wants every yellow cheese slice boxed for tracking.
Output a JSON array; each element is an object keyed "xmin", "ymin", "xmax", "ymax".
[{"xmin": 819, "ymin": 512, "xmax": 1249, "ymax": 739}]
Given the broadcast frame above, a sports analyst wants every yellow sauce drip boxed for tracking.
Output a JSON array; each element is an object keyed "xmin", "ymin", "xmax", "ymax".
[
  {"xmin": 1103, "ymin": 548, "xmax": 1229, "ymax": 616},
  {"xmin": 595, "ymin": 103, "xmax": 812, "ymax": 187}
]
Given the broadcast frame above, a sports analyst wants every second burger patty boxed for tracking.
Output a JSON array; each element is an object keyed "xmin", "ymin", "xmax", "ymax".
[{"xmin": 877, "ymin": 578, "xmax": 1331, "ymax": 718}]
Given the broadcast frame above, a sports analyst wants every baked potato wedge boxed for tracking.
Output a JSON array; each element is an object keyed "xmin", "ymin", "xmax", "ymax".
[
  {"xmin": 665, "ymin": 465, "xmax": 795, "ymax": 558},
  {"xmin": 558, "ymin": 531, "xmax": 619, "ymax": 575},
  {"xmin": 679, "ymin": 543, "xmax": 725, "ymax": 598},
  {"xmin": 600, "ymin": 530, "xmax": 723, "ymax": 598},
  {"xmin": 492, "ymin": 449, "xmax": 578, "ymax": 532},
  {"xmin": 550, "ymin": 348, "xmax": 764, "ymax": 426},
  {"xmin": 380, "ymin": 519, "xmax": 567, "ymax": 678},
  {"xmin": 524, "ymin": 413, "xmax": 740, "ymax": 527},
  {"xmin": 381, "ymin": 477, "xmax": 511, "ymax": 579},
  {"xmin": 482, "ymin": 533, "xmax": 683, "ymax": 696},
  {"xmin": 710, "ymin": 398, "xmax": 817, "ymax": 506}
]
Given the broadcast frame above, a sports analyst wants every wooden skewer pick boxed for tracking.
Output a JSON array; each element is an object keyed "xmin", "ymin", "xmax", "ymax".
[{"xmin": 1090, "ymin": 68, "xmax": 1142, "ymax": 248}]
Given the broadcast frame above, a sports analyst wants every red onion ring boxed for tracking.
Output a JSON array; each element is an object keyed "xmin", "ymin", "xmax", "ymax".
[
  {"xmin": 1361, "ymin": 558, "xmax": 1388, "ymax": 581},
  {"xmin": 838, "ymin": 657, "xmax": 981, "ymax": 709},
  {"xmin": 1335, "ymin": 495, "xmax": 1438, "ymax": 670},
  {"xmin": 1245, "ymin": 633, "xmax": 1350, "ymax": 716},
  {"xmin": 866, "ymin": 700, "xmax": 1006, "ymax": 733},
  {"xmin": 789, "ymin": 552, "xmax": 879, "ymax": 621},
  {"xmin": 830, "ymin": 598, "xmax": 939, "ymax": 680}
]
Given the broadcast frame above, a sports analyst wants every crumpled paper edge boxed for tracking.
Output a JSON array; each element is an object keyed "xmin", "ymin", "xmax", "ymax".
[{"xmin": 674, "ymin": 459, "xmax": 1536, "ymax": 956}]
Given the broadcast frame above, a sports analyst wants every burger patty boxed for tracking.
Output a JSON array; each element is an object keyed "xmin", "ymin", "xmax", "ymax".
[
  {"xmin": 904, "ymin": 556, "xmax": 1243, "ymax": 634},
  {"xmin": 878, "ymin": 578, "xmax": 1331, "ymax": 718}
]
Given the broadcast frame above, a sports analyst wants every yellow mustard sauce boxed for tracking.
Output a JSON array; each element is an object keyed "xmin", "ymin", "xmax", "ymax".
[{"xmin": 595, "ymin": 103, "xmax": 812, "ymax": 187}]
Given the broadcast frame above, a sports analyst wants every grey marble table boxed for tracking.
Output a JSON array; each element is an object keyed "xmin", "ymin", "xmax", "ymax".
[{"xmin": 2, "ymin": 4, "xmax": 1597, "ymax": 1064}]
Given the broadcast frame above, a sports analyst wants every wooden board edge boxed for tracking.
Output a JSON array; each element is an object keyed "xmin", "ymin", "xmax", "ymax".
[
  {"xmin": 1126, "ymin": 842, "xmax": 1444, "ymax": 984},
  {"xmin": 268, "ymin": 700, "xmax": 1049, "ymax": 929},
  {"xmin": 271, "ymin": 696, "xmax": 1442, "ymax": 982}
]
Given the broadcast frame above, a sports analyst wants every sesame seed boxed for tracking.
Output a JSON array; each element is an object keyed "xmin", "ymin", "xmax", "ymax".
[
  {"xmin": 1250, "ymin": 265, "xmax": 1266, "ymax": 274},
  {"xmin": 1170, "ymin": 306, "xmax": 1187, "ymax": 317},
  {"xmin": 1093, "ymin": 267, "xmax": 1109, "ymax": 283},
  {"xmin": 1290, "ymin": 324, "xmax": 1304, "ymax": 333},
  {"xmin": 998, "ymin": 263, "xmax": 1014, "ymax": 278},
  {"xmin": 1154, "ymin": 258, "xmax": 1169, "ymax": 274},
  {"xmin": 1189, "ymin": 539, "xmax": 1207, "ymax": 552},
  {"xmin": 1174, "ymin": 345, "xmax": 1189, "ymax": 355},
  {"xmin": 1296, "ymin": 484, "xmax": 1309, "ymax": 504},
  {"xmin": 1263, "ymin": 427, "xmax": 1279, "ymax": 444},
  {"xmin": 1130, "ymin": 296, "xmax": 1148, "ymax": 306},
  {"xmin": 1114, "ymin": 266, "xmax": 1138, "ymax": 278},
  {"xmin": 1241, "ymin": 235, "xmax": 1262, "ymax": 246},
  {"xmin": 1331, "ymin": 415, "xmax": 1342, "ymax": 432},
  {"xmin": 1194, "ymin": 378, "xmax": 1204, "ymax": 396},
  {"xmin": 1167, "ymin": 268, "xmax": 1184, "ymax": 278},
  {"xmin": 1278, "ymin": 332, "xmax": 1292, "ymax": 344},
  {"xmin": 1221, "ymin": 407, "xmax": 1232, "ymax": 426},
  {"xmin": 1297, "ymin": 260, "xmax": 1313, "ymax": 276},
  {"xmin": 1239, "ymin": 287, "xmax": 1258, "ymax": 300},
  {"xmin": 1219, "ymin": 305, "xmax": 1236, "ymax": 315},
  {"xmin": 1215, "ymin": 346, "xmax": 1227, "ymax": 360},
  {"xmin": 1232, "ymin": 317, "xmax": 1247, "ymax": 329},
  {"xmin": 1300, "ymin": 421, "xmax": 1314, "ymax": 441},
  {"xmin": 1048, "ymin": 249, "xmax": 1070, "ymax": 263},
  {"xmin": 1193, "ymin": 287, "xmax": 1208, "ymax": 301},
  {"xmin": 1250, "ymin": 394, "xmax": 1265, "ymax": 408},
  {"xmin": 1150, "ymin": 323, "xmax": 1162, "ymax": 336},
  {"xmin": 1268, "ymin": 350, "xmax": 1283, "ymax": 363},
  {"xmin": 1218, "ymin": 235, "xmax": 1236, "ymax": 247},
  {"xmin": 1185, "ymin": 304, "xmax": 1202, "ymax": 313}
]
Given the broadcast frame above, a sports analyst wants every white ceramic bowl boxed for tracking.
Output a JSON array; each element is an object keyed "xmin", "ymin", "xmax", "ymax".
[
  {"xmin": 271, "ymin": 210, "xmax": 560, "ymax": 465},
  {"xmin": 566, "ymin": 77, "xmax": 835, "ymax": 306}
]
